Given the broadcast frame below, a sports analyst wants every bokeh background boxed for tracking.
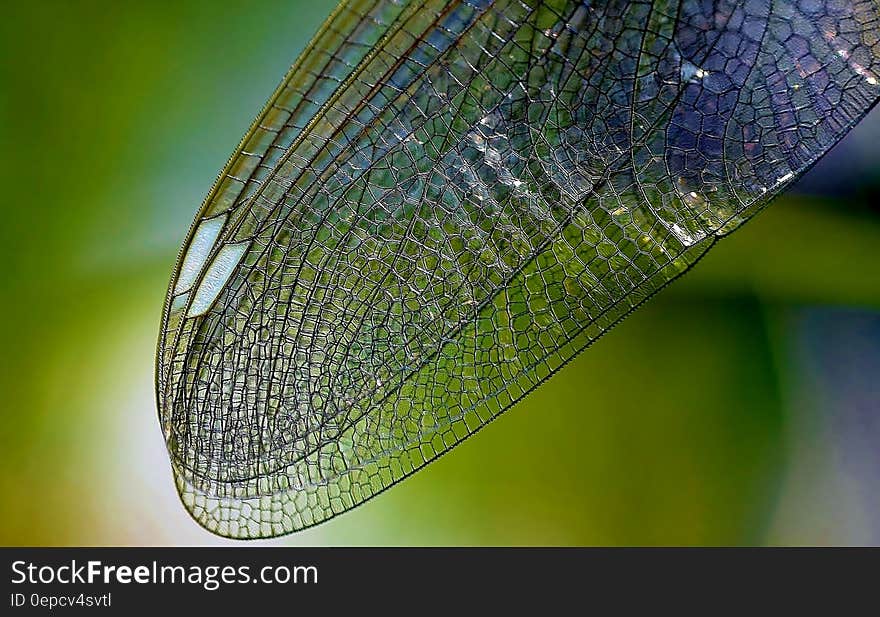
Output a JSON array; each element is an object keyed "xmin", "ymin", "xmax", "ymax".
[{"xmin": 1, "ymin": 0, "xmax": 878, "ymax": 546}]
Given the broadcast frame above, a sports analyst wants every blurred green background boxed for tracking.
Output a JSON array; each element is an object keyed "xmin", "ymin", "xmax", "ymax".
[{"xmin": 1, "ymin": 0, "xmax": 878, "ymax": 546}]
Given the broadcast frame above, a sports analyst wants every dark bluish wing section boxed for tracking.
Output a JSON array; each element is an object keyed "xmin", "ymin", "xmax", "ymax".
[{"xmin": 156, "ymin": 0, "xmax": 880, "ymax": 538}]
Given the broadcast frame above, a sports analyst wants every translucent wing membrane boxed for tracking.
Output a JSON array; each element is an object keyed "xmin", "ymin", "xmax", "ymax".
[{"xmin": 157, "ymin": 0, "xmax": 880, "ymax": 538}]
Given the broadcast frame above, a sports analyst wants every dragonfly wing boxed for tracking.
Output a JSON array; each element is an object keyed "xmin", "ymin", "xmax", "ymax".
[{"xmin": 157, "ymin": 0, "xmax": 880, "ymax": 538}]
